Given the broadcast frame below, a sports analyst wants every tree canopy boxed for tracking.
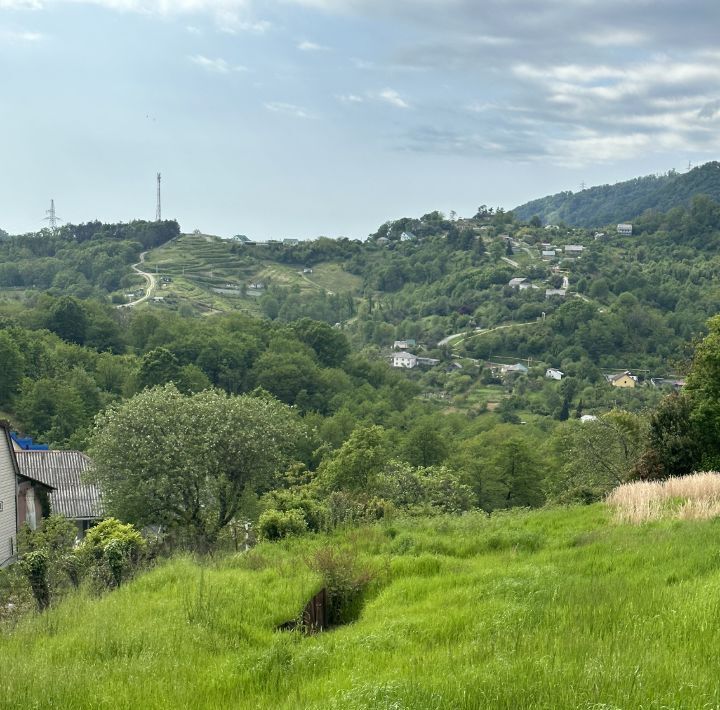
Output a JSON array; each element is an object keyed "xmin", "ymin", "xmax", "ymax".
[{"xmin": 88, "ymin": 384, "xmax": 304, "ymax": 547}]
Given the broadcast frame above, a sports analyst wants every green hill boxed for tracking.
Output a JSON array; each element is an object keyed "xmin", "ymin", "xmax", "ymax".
[
  {"xmin": 5, "ymin": 505, "xmax": 720, "ymax": 709},
  {"xmin": 513, "ymin": 161, "xmax": 720, "ymax": 227}
]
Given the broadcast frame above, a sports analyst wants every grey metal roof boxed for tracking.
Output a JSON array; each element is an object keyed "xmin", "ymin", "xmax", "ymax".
[{"xmin": 15, "ymin": 451, "xmax": 104, "ymax": 521}]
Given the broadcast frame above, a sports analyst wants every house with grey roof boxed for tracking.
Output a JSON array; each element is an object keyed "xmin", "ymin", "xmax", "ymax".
[{"xmin": 15, "ymin": 451, "xmax": 104, "ymax": 538}]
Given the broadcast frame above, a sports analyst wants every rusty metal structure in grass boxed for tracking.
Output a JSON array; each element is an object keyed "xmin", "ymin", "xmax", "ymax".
[{"xmin": 278, "ymin": 587, "xmax": 330, "ymax": 635}]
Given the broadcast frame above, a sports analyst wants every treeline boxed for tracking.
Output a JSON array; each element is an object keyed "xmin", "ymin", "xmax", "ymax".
[
  {"xmin": 512, "ymin": 161, "xmax": 720, "ymax": 226},
  {"xmin": 0, "ymin": 220, "xmax": 179, "ymax": 297}
]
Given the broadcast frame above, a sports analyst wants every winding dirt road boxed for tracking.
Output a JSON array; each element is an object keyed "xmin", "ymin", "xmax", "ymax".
[{"xmin": 117, "ymin": 251, "xmax": 157, "ymax": 308}]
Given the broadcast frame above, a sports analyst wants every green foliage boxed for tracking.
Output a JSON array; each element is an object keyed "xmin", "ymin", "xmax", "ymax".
[
  {"xmin": 46, "ymin": 296, "xmax": 88, "ymax": 345},
  {"xmin": 79, "ymin": 518, "xmax": 146, "ymax": 588},
  {"xmin": 401, "ymin": 420, "xmax": 449, "ymax": 467},
  {"xmin": 19, "ymin": 550, "xmax": 50, "ymax": 611},
  {"xmin": 258, "ymin": 509, "xmax": 308, "ymax": 541},
  {"xmin": 453, "ymin": 425, "xmax": 546, "ymax": 512},
  {"xmin": 547, "ymin": 411, "xmax": 647, "ymax": 502},
  {"xmin": 319, "ymin": 425, "xmax": 388, "ymax": 493},
  {"xmin": 513, "ymin": 162, "xmax": 720, "ymax": 226},
  {"xmin": 88, "ymin": 385, "xmax": 304, "ymax": 547}
]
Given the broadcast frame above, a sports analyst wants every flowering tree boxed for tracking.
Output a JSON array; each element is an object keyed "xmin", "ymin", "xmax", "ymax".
[{"xmin": 88, "ymin": 384, "xmax": 304, "ymax": 547}]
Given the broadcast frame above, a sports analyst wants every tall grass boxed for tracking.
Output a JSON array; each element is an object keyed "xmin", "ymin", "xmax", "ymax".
[
  {"xmin": 607, "ymin": 472, "xmax": 720, "ymax": 523},
  {"xmin": 4, "ymin": 506, "xmax": 720, "ymax": 708}
]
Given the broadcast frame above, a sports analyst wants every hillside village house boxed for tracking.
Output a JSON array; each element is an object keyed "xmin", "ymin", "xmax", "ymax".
[
  {"xmin": 546, "ymin": 368, "xmax": 564, "ymax": 380},
  {"xmin": 392, "ymin": 351, "xmax": 417, "ymax": 368},
  {"xmin": 545, "ymin": 288, "xmax": 566, "ymax": 298},
  {"xmin": 0, "ymin": 423, "xmax": 54, "ymax": 567},
  {"xmin": 393, "ymin": 339, "xmax": 417, "ymax": 350},
  {"xmin": 15, "ymin": 451, "xmax": 104, "ymax": 538},
  {"xmin": 564, "ymin": 245, "xmax": 584, "ymax": 256},
  {"xmin": 508, "ymin": 277, "xmax": 530, "ymax": 289},
  {"xmin": 391, "ymin": 351, "xmax": 440, "ymax": 369},
  {"xmin": 487, "ymin": 362, "xmax": 529, "ymax": 380},
  {"xmin": 606, "ymin": 371, "xmax": 638, "ymax": 388},
  {"xmin": 542, "ymin": 250, "xmax": 556, "ymax": 260},
  {"xmin": 617, "ymin": 223, "xmax": 633, "ymax": 236}
]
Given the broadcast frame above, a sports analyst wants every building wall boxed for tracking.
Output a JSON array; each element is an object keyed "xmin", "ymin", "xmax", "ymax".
[
  {"xmin": 0, "ymin": 434, "xmax": 17, "ymax": 567},
  {"xmin": 612, "ymin": 376, "xmax": 636, "ymax": 388},
  {"xmin": 16, "ymin": 481, "xmax": 44, "ymax": 531}
]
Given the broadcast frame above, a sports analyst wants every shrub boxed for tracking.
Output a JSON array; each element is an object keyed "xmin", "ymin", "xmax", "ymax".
[
  {"xmin": 262, "ymin": 489, "xmax": 328, "ymax": 533},
  {"xmin": 258, "ymin": 509, "xmax": 308, "ymax": 541},
  {"xmin": 20, "ymin": 550, "xmax": 50, "ymax": 611},
  {"xmin": 79, "ymin": 518, "xmax": 146, "ymax": 589}
]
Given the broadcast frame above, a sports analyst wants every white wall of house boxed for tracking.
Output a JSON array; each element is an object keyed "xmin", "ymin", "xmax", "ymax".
[
  {"xmin": 392, "ymin": 353, "xmax": 417, "ymax": 368},
  {"xmin": 0, "ymin": 434, "xmax": 17, "ymax": 567}
]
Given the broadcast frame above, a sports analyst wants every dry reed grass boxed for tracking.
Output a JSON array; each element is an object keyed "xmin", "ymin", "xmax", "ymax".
[{"xmin": 607, "ymin": 472, "xmax": 720, "ymax": 523}]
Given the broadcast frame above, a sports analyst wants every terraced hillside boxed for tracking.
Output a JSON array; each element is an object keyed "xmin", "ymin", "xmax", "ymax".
[{"xmin": 141, "ymin": 234, "xmax": 363, "ymax": 315}]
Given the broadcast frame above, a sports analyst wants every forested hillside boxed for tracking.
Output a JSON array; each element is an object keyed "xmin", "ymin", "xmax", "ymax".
[
  {"xmin": 1, "ymin": 186, "xmax": 720, "ymax": 534},
  {"xmin": 513, "ymin": 161, "xmax": 720, "ymax": 226}
]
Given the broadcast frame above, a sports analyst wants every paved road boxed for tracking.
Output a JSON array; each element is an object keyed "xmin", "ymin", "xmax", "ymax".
[{"xmin": 117, "ymin": 251, "xmax": 157, "ymax": 308}]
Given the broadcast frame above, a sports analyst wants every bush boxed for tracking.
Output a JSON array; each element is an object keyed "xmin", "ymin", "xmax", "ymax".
[
  {"xmin": 258, "ymin": 509, "xmax": 308, "ymax": 541},
  {"xmin": 79, "ymin": 518, "xmax": 146, "ymax": 588},
  {"xmin": 20, "ymin": 550, "xmax": 50, "ymax": 611},
  {"xmin": 261, "ymin": 489, "xmax": 328, "ymax": 533}
]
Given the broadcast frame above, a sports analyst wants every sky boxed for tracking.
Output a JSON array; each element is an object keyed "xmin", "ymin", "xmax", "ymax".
[{"xmin": 1, "ymin": 0, "xmax": 720, "ymax": 240}]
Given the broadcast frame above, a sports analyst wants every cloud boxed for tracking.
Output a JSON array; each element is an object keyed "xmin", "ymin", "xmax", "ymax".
[
  {"xmin": 377, "ymin": 88, "xmax": 410, "ymax": 109},
  {"xmin": 264, "ymin": 101, "xmax": 311, "ymax": 118},
  {"xmin": 189, "ymin": 54, "xmax": 248, "ymax": 74},
  {"xmin": 0, "ymin": 28, "xmax": 45, "ymax": 41},
  {"xmin": 3, "ymin": 1, "xmax": 271, "ymax": 34},
  {"xmin": 337, "ymin": 93, "xmax": 364, "ymax": 103},
  {"xmin": 297, "ymin": 40, "xmax": 328, "ymax": 51}
]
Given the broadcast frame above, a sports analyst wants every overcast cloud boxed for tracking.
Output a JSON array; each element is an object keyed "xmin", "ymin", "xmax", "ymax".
[{"xmin": 1, "ymin": 0, "xmax": 719, "ymax": 237}]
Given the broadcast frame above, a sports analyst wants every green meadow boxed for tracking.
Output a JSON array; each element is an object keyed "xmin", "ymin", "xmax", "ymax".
[{"xmin": 3, "ymin": 505, "xmax": 720, "ymax": 709}]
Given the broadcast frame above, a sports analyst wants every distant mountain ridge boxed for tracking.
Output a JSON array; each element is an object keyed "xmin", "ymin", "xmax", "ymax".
[{"xmin": 513, "ymin": 161, "xmax": 720, "ymax": 227}]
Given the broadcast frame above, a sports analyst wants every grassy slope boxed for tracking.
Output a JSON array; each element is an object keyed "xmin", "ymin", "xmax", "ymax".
[
  {"xmin": 4, "ymin": 506, "xmax": 720, "ymax": 708},
  {"xmin": 140, "ymin": 234, "xmax": 362, "ymax": 314}
]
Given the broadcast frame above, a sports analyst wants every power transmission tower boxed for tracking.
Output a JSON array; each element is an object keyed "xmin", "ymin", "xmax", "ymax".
[
  {"xmin": 156, "ymin": 172, "xmax": 162, "ymax": 222},
  {"xmin": 580, "ymin": 181, "xmax": 586, "ymax": 191},
  {"xmin": 44, "ymin": 199, "xmax": 62, "ymax": 232}
]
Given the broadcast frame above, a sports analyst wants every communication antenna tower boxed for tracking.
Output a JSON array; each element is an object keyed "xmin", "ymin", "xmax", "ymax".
[
  {"xmin": 44, "ymin": 199, "xmax": 62, "ymax": 231},
  {"xmin": 580, "ymin": 181, "xmax": 586, "ymax": 191},
  {"xmin": 156, "ymin": 172, "xmax": 162, "ymax": 222}
]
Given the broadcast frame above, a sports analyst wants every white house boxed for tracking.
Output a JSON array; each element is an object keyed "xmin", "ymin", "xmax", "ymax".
[
  {"xmin": 564, "ymin": 245, "xmax": 584, "ymax": 255},
  {"xmin": 545, "ymin": 288, "xmax": 566, "ymax": 298},
  {"xmin": 400, "ymin": 231, "xmax": 416, "ymax": 242},
  {"xmin": 542, "ymin": 250, "xmax": 556, "ymax": 260},
  {"xmin": 546, "ymin": 368, "xmax": 564, "ymax": 380},
  {"xmin": 392, "ymin": 351, "xmax": 417, "ymax": 368},
  {"xmin": 393, "ymin": 339, "xmax": 417, "ymax": 350},
  {"xmin": 580, "ymin": 415, "xmax": 598, "ymax": 423},
  {"xmin": 617, "ymin": 223, "xmax": 633, "ymax": 236},
  {"xmin": 508, "ymin": 277, "xmax": 529, "ymax": 289}
]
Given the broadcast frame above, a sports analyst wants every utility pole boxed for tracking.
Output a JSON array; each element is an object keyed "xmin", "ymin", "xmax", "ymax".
[
  {"xmin": 156, "ymin": 172, "xmax": 162, "ymax": 222},
  {"xmin": 44, "ymin": 200, "xmax": 62, "ymax": 232}
]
